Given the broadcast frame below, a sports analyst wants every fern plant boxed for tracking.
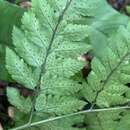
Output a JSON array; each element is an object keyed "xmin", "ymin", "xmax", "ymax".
[
  {"xmin": 5, "ymin": 0, "xmax": 130, "ymax": 130},
  {"xmin": 6, "ymin": 0, "xmax": 91, "ymax": 129}
]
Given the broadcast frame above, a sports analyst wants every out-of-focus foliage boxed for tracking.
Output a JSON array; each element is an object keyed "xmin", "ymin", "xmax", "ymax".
[
  {"xmin": 0, "ymin": 0, "xmax": 25, "ymax": 81},
  {"xmin": 0, "ymin": 0, "xmax": 25, "ymax": 45}
]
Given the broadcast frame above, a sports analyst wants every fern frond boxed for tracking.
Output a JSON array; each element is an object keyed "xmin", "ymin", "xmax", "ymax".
[
  {"xmin": 82, "ymin": 25, "xmax": 130, "ymax": 107},
  {"xmin": 6, "ymin": 0, "xmax": 91, "ymax": 117}
]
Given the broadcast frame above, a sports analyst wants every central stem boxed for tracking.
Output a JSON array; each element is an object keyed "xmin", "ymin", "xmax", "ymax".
[{"xmin": 28, "ymin": 0, "xmax": 73, "ymax": 124}]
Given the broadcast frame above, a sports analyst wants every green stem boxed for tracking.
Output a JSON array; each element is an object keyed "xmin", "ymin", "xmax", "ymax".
[
  {"xmin": 28, "ymin": 0, "xmax": 73, "ymax": 124},
  {"xmin": 10, "ymin": 105, "xmax": 130, "ymax": 130}
]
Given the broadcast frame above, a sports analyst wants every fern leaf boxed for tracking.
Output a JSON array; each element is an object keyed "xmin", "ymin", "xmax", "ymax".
[
  {"xmin": 46, "ymin": 57, "xmax": 86, "ymax": 78},
  {"xmin": 13, "ymin": 26, "xmax": 44, "ymax": 67},
  {"xmin": 6, "ymin": 48, "xmax": 37, "ymax": 89},
  {"xmin": 5, "ymin": 0, "xmax": 130, "ymax": 130},
  {"xmin": 6, "ymin": 0, "xmax": 90, "ymax": 116},
  {"xmin": 32, "ymin": 0, "xmax": 56, "ymax": 30},
  {"xmin": 35, "ymin": 94, "xmax": 86, "ymax": 115},
  {"xmin": 85, "ymin": 110, "xmax": 122, "ymax": 130},
  {"xmin": 82, "ymin": 25, "xmax": 130, "ymax": 107},
  {"xmin": 21, "ymin": 11, "xmax": 47, "ymax": 48},
  {"xmin": 117, "ymin": 110, "xmax": 130, "ymax": 130},
  {"xmin": 55, "ymin": 41, "xmax": 91, "ymax": 58},
  {"xmin": 40, "ymin": 78, "xmax": 83, "ymax": 96},
  {"xmin": 61, "ymin": 24, "xmax": 89, "ymax": 41},
  {"xmin": 7, "ymin": 88, "xmax": 32, "ymax": 113}
]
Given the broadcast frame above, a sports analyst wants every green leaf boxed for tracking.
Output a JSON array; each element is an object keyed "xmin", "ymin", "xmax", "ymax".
[
  {"xmin": 40, "ymin": 77, "xmax": 84, "ymax": 96},
  {"xmin": 46, "ymin": 57, "xmax": 86, "ymax": 78},
  {"xmin": 0, "ymin": 0, "xmax": 25, "ymax": 45},
  {"xmin": 61, "ymin": 24, "xmax": 89, "ymax": 41},
  {"xmin": 85, "ymin": 110, "xmax": 122, "ymax": 130},
  {"xmin": 13, "ymin": 26, "xmax": 45, "ymax": 67},
  {"xmin": 5, "ymin": 0, "xmax": 130, "ymax": 130},
  {"xmin": 7, "ymin": 87, "xmax": 32, "ymax": 113},
  {"xmin": 35, "ymin": 94, "xmax": 86, "ymax": 115},
  {"xmin": 21, "ymin": 11, "xmax": 47, "ymax": 48},
  {"xmin": 82, "ymin": 25, "xmax": 130, "ymax": 107},
  {"xmin": 6, "ymin": 47, "xmax": 38, "ymax": 89},
  {"xmin": 6, "ymin": 0, "xmax": 90, "ymax": 117}
]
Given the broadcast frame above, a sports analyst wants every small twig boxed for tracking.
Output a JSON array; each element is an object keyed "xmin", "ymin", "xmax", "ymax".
[{"xmin": 9, "ymin": 105, "xmax": 130, "ymax": 130}]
